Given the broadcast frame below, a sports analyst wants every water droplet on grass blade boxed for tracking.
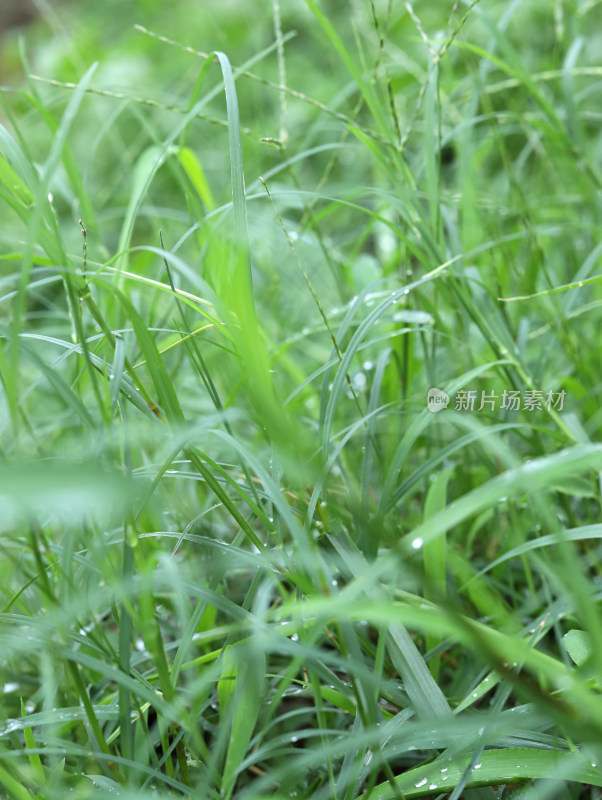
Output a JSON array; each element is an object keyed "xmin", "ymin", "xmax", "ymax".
[{"xmin": 352, "ymin": 372, "xmax": 367, "ymax": 391}]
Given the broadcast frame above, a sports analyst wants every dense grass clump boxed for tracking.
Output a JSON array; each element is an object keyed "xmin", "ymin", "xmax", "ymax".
[{"xmin": 1, "ymin": 1, "xmax": 602, "ymax": 798}]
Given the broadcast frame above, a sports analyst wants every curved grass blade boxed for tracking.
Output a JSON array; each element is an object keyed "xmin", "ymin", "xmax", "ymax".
[
  {"xmin": 399, "ymin": 444, "xmax": 602, "ymax": 552},
  {"xmin": 361, "ymin": 747, "xmax": 602, "ymax": 800}
]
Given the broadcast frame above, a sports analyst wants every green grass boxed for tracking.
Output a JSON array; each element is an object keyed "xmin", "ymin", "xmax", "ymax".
[{"xmin": 1, "ymin": 0, "xmax": 602, "ymax": 798}]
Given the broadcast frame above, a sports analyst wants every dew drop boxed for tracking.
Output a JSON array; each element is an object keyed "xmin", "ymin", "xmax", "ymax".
[
  {"xmin": 415, "ymin": 778, "xmax": 427, "ymax": 788},
  {"xmin": 411, "ymin": 537, "xmax": 423, "ymax": 550},
  {"xmin": 352, "ymin": 372, "xmax": 367, "ymax": 391}
]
